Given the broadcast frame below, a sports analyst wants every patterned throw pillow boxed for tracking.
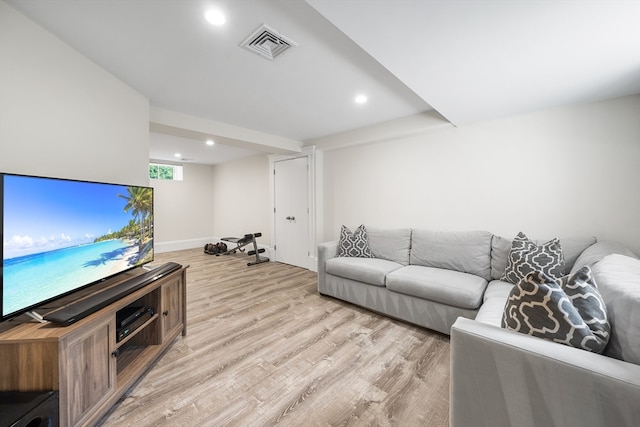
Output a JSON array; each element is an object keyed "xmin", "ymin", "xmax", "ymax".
[
  {"xmin": 336, "ymin": 224, "xmax": 373, "ymax": 258},
  {"xmin": 501, "ymin": 266, "xmax": 610, "ymax": 353},
  {"xmin": 501, "ymin": 232, "xmax": 565, "ymax": 284}
]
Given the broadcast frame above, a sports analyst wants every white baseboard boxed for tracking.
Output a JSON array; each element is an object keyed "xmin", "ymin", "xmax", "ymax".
[
  {"xmin": 155, "ymin": 237, "xmax": 212, "ymax": 253},
  {"xmin": 308, "ymin": 256, "xmax": 318, "ymax": 272}
]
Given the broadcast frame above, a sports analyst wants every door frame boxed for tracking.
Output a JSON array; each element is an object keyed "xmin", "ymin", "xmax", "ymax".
[{"xmin": 269, "ymin": 146, "xmax": 321, "ymax": 271}]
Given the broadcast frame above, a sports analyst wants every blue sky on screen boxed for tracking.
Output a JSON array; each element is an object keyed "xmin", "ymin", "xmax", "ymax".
[{"xmin": 3, "ymin": 175, "xmax": 137, "ymax": 259}]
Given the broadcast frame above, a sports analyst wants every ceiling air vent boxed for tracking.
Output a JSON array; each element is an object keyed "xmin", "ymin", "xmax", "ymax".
[{"xmin": 240, "ymin": 24, "xmax": 297, "ymax": 60}]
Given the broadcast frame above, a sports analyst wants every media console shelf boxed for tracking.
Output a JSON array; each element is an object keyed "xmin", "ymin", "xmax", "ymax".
[{"xmin": 0, "ymin": 264, "xmax": 188, "ymax": 427}]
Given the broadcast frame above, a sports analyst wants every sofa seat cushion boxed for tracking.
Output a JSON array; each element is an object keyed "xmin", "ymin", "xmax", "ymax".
[
  {"xmin": 386, "ymin": 265, "xmax": 488, "ymax": 309},
  {"xmin": 476, "ymin": 280, "xmax": 514, "ymax": 326},
  {"xmin": 483, "ymin": 280, "xmax": 514, "ymax": 302},
  {"xmin": 326, "ymin": 257, "xmax": 403, "ymax": 287},
  {"xmin": 474, "ymin": 297, "xmax": 507, "ymax": 326}
]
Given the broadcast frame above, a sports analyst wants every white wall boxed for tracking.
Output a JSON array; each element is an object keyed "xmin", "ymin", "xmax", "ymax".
[
  {"xmin": 0, "ymin": 1, "xmax": 149, "ymax": 186},
  {"xmin": 322, "ymin": 95, "xmax": 640, "ymax": 255},
  {"xmin": 153, "ymin": 155, "xmax": 272, "ymax": 253},
  {"xmin": 152, "ymin": 163, "xmax": 215, "ymax": 252},
  {"xmin": 210, "ymin": 154, "xmax": 272, "ymax": 244},
  {"xmin": 0, "ymin": 2, "xmax": 223, "ymax": 257},
  {"xmin": 4, "ymin": 0, "xmax": 637, "ymax": 257}
]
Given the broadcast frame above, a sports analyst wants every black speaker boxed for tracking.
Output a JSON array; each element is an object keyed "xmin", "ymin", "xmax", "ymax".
[{"xmin": 0, "ymin": 391, "xmax": 59, "ymax": 427}]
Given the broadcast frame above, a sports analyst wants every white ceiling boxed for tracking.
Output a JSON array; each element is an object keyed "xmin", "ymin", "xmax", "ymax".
[
  {"xmin": 6, "ymin": 0, "xmax": 640, "ymax": 165},
  {"xmin": 309, "ymin": 0, "xmax": 640, "ymax": 125},
  {"xmin": 149, "ymin": 131, "xmax": 259, "ymax": 166}
]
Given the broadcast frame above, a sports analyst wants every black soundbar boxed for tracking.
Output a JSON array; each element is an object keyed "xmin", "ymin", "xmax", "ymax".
[{"xmin": 43, "ymin": 262, "xmax": 182, "ymax": 325}]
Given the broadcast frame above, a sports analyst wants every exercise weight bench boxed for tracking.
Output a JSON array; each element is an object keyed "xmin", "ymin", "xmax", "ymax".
[{"xmin": 220, "ymin": 232, "xmax": 269, "ymax": 266}]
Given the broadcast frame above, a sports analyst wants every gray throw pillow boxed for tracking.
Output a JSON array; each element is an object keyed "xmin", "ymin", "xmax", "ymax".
[
  {"xmin": 501, "ymin": 232, "xmax": 565, "ymax": 284},
  {"xmin": 336, "ymin": 224, "xmax": 373, "ymax": 258},
  {"xmin": 502, "ymin": 266, "xmax": 610, "ymax": 353}
]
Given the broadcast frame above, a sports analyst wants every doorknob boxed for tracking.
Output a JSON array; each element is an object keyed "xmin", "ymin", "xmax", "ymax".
[
  {"xmin": 285, "ymin": 216, "xmax": 296, "ymax": 221},
  {"xmin": 286, "ymin": 216, "xmax": 291, "ymax": 220}
]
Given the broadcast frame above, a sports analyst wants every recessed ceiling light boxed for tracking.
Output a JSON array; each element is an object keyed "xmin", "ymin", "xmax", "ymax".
[
  {"xmin": 206, "ymin": 139, "xmax": 215, "ymax": 146},
  {"xmin": 355, "ymin": 94, "xmax": 368, "ymax": 104},
  {"xmin": 174, "ymin": 153, "xmax": 181, "ymax": 158},
  {"xmin": 205, "ymin": 9, "xmax": 226, "ymax": 26}
]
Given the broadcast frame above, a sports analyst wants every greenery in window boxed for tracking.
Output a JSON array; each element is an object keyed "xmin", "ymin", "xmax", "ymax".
[{"xmin": 149, "ymin": 164, "xmax": 176, "ymax": 180}]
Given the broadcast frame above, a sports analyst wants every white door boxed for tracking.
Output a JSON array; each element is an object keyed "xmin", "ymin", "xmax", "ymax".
[{"xmin": 274, "ymin": 157, "xmax": 309, "ymax": 268}]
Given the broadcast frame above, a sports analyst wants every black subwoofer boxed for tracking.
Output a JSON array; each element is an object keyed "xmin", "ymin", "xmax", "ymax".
[{"xmin": 0, "ymin": 391, "xmax": 59, "ymax": 427}]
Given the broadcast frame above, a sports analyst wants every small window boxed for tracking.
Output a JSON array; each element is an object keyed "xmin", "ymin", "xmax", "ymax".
[{"xmin": 149, "ymin": 163, "xmax": 183, "ymax": 181}]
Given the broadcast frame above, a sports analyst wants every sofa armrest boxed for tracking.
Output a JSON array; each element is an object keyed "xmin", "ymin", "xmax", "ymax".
[
  {"xmin": 317, "ymin": 241, "xmax": 338, "ymax": 294},
  {"xmin": 570, "ymin": 240, "xmax": 638, "ymax": 275},
  {"xmin": 450, "ymin": 317, "xmax": 640, "ymax": 427}
]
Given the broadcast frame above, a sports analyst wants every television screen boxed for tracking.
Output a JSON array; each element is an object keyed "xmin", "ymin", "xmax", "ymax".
[{"xmin": 1, "ymin": 173, "xmax": 154, "ymax": 320}]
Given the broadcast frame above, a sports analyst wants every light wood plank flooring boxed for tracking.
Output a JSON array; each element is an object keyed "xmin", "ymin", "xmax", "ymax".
[{"xmin": 99, "ymin": 248, "xmax": 450, "ymax": 426}]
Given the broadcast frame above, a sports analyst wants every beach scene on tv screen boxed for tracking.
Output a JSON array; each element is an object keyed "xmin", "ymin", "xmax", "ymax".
[{"xmin": 2, "ymin": 175, "xmax": 153, "ymax": 316}]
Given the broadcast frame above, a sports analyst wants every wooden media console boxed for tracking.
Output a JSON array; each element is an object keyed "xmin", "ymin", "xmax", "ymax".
[{"xmin": 0, "ymin": 264, "xmax": 188, "ymax": 426}]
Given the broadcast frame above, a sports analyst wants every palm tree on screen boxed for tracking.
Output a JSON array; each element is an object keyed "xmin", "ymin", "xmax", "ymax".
[{"xmin": 118, "ymin": 187, "xmax": 152, "ymax": 249}]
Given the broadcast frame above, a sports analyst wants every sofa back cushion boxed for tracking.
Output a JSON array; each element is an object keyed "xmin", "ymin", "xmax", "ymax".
[
  {"xmin": 410, "ymin": 230, "xmax": 492, "ymax": 281},
  {"xmin": 490, "ymin": 236, "xmax": 513, "ymax": 280},
  {"xmin": 491, "ymin": 235, "xmax": 597, "ymax": 280},
  {"xmin": 367, "ymin": 227, "xmax": 412, "ymax": 266}
]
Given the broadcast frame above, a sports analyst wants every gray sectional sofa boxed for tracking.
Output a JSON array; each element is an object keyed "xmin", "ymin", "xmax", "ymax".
[
  {"xmin": 317, "ymin": 228, "xmax": 599, "ymax": 335},
  {"xmin": 317, "ymin": 227, "xmax": 640, "ymax": 427},
  {"xmin": 318, "ymin": 228, "xmax": 496, "ymax": 334}
]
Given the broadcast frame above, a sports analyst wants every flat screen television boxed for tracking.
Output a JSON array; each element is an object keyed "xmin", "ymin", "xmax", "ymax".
[{"xmin": 1, "ymin": 172, "xmax": 154, "ymax": 321}]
